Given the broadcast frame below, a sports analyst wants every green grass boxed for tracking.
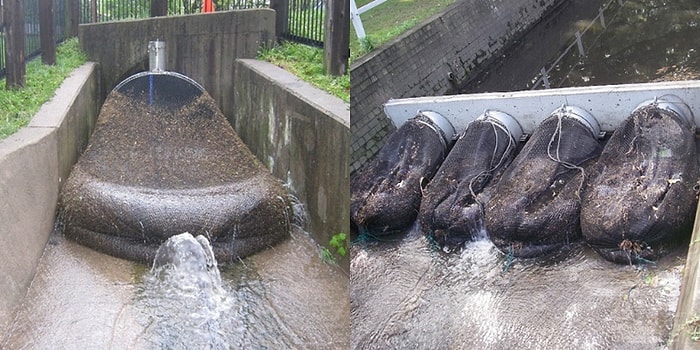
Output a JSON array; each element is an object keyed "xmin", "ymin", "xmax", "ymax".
[
  {"xmin": 0, "ymin": 38, "xmax": 87, "ymax": 139},
  {"xmin": 258, "ymin": 42, "xmax": 349, "ymax": 103},
  {"xmin": 350, "ymin": 0, "xmax": 457, "ymax": 62}
]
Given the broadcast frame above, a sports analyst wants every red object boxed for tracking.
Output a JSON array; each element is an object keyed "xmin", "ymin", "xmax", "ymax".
[{"xmin": 203, "ymin": 0, "xmax": 215, "ymax": 12}]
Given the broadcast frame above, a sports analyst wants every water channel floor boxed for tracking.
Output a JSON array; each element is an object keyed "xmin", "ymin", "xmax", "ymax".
[
  {"xmin": 2, "ymin": 227, "xmax": 349, "ymax": 349},
  {"xmin": 351, "ymin": 224, "xmax": 685, "ymax": 349}
]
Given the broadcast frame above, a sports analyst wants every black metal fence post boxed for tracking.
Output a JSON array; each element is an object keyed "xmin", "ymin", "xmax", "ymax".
[
  {"xmin": 151, "ymin": 0, "xmax": 167, "ymax": 17},
  {"xmin": 324, "ymin": 0, "xmax": 349, "ymax": 75},
  {"xmin": 4, "ymin": 0, "xmax": 26, "ymax": 89},
  {"xmin": 40, "ymin": 0, "xmax": 56, "ymax": 65},
  {"xmin": 269, "ymin": 0, "xmax": 289, "ymax": 40}
]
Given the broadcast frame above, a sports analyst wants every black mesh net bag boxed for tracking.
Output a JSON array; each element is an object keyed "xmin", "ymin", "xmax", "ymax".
[
  {"xmin": 419, "ymin": 111, "xmax": 521, "ymax": 246},
  {"xmin": 485, "ymin": 106, "xmax": 602, "ymax": 258},
  {"xmin": 58, "ymin": 72, "xmax": 291, "ymax": 264},
  {"xmin": 581, "ymin": 99, "xmax": 699, "ymax": 264},
  {"xmin": 351, "ymin": 112, "xmax": 451, "ymax": 236}
]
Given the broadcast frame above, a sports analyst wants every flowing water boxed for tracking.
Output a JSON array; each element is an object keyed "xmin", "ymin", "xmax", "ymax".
[
  {"xmin": 351, "ymin": 224, "xmax": 686, "ymax": 349},
  {"xmin": 351, "ymin": 1, "xmax": 700, "ymax": 349},
  {"xmin": 2, "ymin": 225, "xmax": 349, "ymax": 349}
]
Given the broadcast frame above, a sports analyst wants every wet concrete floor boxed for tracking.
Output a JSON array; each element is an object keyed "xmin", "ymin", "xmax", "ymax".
[
  {"xmin": 351, "ymin": 225, "xmax": 685, "ymax": 349},
  {"xmin": 2, "ymin": 227, "xmax": 349, "ymax": 349}
]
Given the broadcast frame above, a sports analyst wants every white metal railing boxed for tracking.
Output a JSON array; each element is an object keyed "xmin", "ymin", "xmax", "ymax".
[{"xmin": 350, "ymin": 0, "xmax": 389, "ymax": 40}]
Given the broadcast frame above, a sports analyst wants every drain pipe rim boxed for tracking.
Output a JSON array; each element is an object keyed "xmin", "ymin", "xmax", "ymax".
[
  {"xmin": 417, "ymin": 110, "xmax": 456, "ymax": 144},
  {"xmin": 552, "ymin": 105, "xmax": 601, "ymax": 138},
  {"xmin": 112, "ymin": 71, "xmax": 206, "ymax": 93},
  {"xmin": 478, "ymin": 109, "xmax": 524, "ymax": 143},
  {"xmin": 634, "ymin": 94, "xmax": 695, "ymax": 129}
]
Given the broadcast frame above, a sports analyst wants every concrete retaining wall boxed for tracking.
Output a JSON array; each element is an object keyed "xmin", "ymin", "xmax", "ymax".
[
  {"xmin": 350, "ymin": 0, "xmax": 561, "ymax": 174},
  {"xmin": 78, "ymin": 9, "xmax": 276, "ymax": 124},
  {"xmin": 0, "ymin": 63, "xmax": 100, "ymax": 333},
  {"xmin": 233, "ymin": 59, "xmax": 350, "ymax": 265}
]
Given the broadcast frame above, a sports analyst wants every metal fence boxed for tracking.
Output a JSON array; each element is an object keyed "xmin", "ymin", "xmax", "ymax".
[
  {"xmin": 281, "ymin": 0, "xmax": 325, "ymax": 48},
  {"xmin": 0, "ymin": 0, "xmax": 72, "ymax": 78},
  {"xmin": 78, "ymin": 0, "xmax": 325, "ymax": 48},
  {"xmin": 0, "ymin": 0, "xmax": 325, "ymax": 79},
  {"xmin": 78, "ymin": 0, "xmax": 271, "ymax": 23}
]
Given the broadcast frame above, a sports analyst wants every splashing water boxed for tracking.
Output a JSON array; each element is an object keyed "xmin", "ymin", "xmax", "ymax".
[
  {"xmin": 139, "ymin": 232, "xmax": 236, "ymax": 349},
  {"xmin": 2, "ymin": 222, "xmax": 348, "ymax": 349}
]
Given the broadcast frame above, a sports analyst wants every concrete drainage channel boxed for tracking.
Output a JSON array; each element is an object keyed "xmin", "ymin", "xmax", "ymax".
[
  {"xmin": 348, "ymin": 82, "xmax": 700, "ymax": 348},
  {"xmin": 351, "ymin": 0, "xmax": 700, "ymax": 348},
  {"xmin": 0, "ymin": 55, "xmax": 350, "ymax": 348}
]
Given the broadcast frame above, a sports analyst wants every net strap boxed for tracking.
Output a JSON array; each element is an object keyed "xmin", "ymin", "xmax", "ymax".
[{"xmin": 547, "ymin": 113, "xmax": 586, "ymax": 198}]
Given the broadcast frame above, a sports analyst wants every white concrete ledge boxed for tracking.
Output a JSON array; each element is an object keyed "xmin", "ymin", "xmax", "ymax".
[{"xmin": 384, "ymin": 80, "xmax": 700, "ymax": 134}]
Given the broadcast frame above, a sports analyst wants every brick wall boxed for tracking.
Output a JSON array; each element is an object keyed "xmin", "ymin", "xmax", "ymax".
[{"xmin": 350, "ymin": 0, "xmax": 562, "ymax": 175}]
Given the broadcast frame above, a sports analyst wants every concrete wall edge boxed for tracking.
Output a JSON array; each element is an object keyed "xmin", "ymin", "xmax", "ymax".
[
  {"xmin": 237, "ymin": 59, "xmax": 350, "ymax": 128},
  {"xmin": 0, "ymin": 62, "xmax": 99, "ymax": 334}
]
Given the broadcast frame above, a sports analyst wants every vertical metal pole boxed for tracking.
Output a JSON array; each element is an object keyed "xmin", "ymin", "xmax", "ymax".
[
  {"xmin": 540, "ymin": 67, "xmax": 550, "ymax": 89},
  {"xmin": 39, "ymin": 0, "xmax": 56, "ymax": 65},
  {"xmin": 91, "ymin": 0, "xmax": 97, "ymax": 22},
  {"xmin": 324, "ymin": 0, "xmax": 349, "ymax": 75},
  {"xmin": 4, "ymin": 0, "xmax": 26, "ymax": 89},
  {"xmin": 269, "ymin": 0, "xmax": 288, "ymax": 40},
  {"xmin": 149, "ymin": 40, "xmax": 166, "ymax": 72},
  {"xmin": 575, "ymin": 31, "xmax": 585, "ymax": 56}
]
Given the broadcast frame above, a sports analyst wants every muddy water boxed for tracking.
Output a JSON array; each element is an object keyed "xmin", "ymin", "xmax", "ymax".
[
  {"xmin": 351, "ymin": 224, "xmax": 685, "ymax": 349},
  {"xmin": 2, "ymin": 227, "xmax": 349, "ymax": 349},
  {"xmin": 548, "ymin": 0, "xmax": 700, "ymax": 87},
  {"xmin": 463, "ymin": 0, "xmax": 700, "ymax": 93}
]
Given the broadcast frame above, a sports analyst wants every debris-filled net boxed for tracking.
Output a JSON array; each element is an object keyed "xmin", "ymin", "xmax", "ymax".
[
  {"xmin": 351, "ymin": 113, "xmax": 450, "ymax": 236},
  {"xmin": 59, "ymin": 73, "xmax": 290, "ymax": 263},
  {"xmin": 485, "ymin": 109, "xmax": 602, "ymax": 258},
  {"xmin": 581, "ymin": 103, "xmax": 699, "ymax": 264},
  {"xmin": 420, "ymin": 114, "xmax": 519, "ymax": 246}
]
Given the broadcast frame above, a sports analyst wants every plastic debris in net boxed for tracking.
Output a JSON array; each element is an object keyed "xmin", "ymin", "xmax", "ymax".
[
  {"xmin": 581, "ymin": 97, "xmax": 699, "ymax": 264},
  {"xmin": 419, "ymin": 110, "xmax": 521, "ymax": 247},
  {"xmin": 485, "ymin": 105, "xmax": 602, "ymax": 258},
  {"xmin": 350, "ymin": 112, "xmax": 452, "ymax": 236}
]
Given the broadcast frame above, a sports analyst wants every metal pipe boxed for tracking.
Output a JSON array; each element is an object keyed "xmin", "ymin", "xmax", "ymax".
[{"xmin": 148, "ymin": 40, "xmax": 166, "ymax": 72}]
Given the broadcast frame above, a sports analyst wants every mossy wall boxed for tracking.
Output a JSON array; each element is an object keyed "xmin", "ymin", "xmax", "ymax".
[{"xmin": 233, "ymin": 59, "xmax": 350, "ymax": 267}]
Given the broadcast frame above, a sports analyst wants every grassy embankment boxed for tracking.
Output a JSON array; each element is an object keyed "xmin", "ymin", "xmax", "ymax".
[
  {"xmin": 258, "ymin": 6, "xmax": 350, "ymax": 103},
  {"xmin": 0, "ymin": 38, "xmax": 87, "ymax": 139},
  {"xmin": 259, "ymin": 42, "xmax": 350, "ymax": 103},
  {"xmin": 258, "ymin": 0, "xmax": 455, "ymax": 103},
  {"xmin": 350, "ymin": 0, "xmax": 456, "ymax": 62}
]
